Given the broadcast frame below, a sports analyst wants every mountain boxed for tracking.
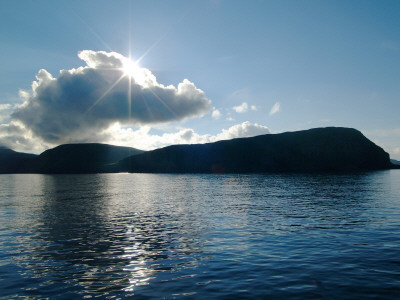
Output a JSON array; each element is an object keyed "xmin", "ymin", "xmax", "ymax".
[
  {"xmin": 0, "ymin": 146, "xmax": 38, "ymax": 173},
  {"xmin": 1, "ymin": 128, "xmax": 396, "ymax": 174},
  {"xmin": 32, "ymin": 143, "xmax": 144, "ymax": 173},
  {"xmin": 391, "ymin": 159, "xmax": 400, "ymax": 166},
  {"xmin": 120, "ymin": 127, "xmax": 394, "ymax": 173},
  {"xmin": 0, "ymin": 144, "xmax": 144, "ymax": 174}
]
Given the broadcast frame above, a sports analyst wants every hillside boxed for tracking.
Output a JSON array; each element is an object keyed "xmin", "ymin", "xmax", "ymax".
[
  {"xmin": 1, "ymin": 127, "xmax": 396, "ymax": 174},
  {"xmin": 32, "ymin": 143, "xmax": 144, "ymax": 173},
  {"xmin": 0, "ymin": 144, "xmax": 144, "ymax": 174},
  {"xmin": 119, "ymin": 127, "xmax": 394, "ymax": 173},
  {"xmin": 0, "ymin": 147, "xmax": 38, "ymax": 173},
  {"xmin": 391, "ymin": 159, "xmax": 400, "ymax": 166}
]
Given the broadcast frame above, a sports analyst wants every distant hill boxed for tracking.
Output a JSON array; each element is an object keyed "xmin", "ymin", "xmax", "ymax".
[
  {"xmin": 0, "ymin": 144, "xmax": 144, "ymax": 174},
  {"xmin": 1, "ymin": 128, "xmax": 397, "ymax": 174},
  {"xmin": 119, "ymin": 127, "xmax": 394, "ymax": 173},
  {"xmin": 391, "ymin": 159, "xmax": 400, "ymax": 166},
  {"xmin": 32, "ymin": 143, "xmax": 144, "ymax": 173},
  {"xmin": 0, "ymin": 147, "xmax": 38, "ymax": 173}
]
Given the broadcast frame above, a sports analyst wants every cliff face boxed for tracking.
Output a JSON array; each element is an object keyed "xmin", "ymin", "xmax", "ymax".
[{"xmin": 120, "ymin": 127, "xmax": 393, "ymax": 173}]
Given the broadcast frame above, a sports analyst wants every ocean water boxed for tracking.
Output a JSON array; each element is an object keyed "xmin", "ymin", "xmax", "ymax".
[{"xmin": 0, "ymin": 171, "xmax": 399, "ymax": 299}]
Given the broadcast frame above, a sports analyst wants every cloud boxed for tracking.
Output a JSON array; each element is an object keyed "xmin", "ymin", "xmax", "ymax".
[
  {"xmin": 215, "ymin": 121, "xmax": 270, "ymax": 141},
  {"xmin": 11, "ymin": 50, "xmax": 212, "ymax": 144},
  {"xmin": 0, "ymin": 104, "xmax": 12, "ymax": 123},
  {"xmin": 102, "ymin": 121, "xmax": 271, "ymax": 151},
  {"xmin": 232, "ymin": 102, "xmax": 257, "ymax": 114},
  {"xmin": 269, "ymin": 102, "xmax": 281, "ymax": 115},
  {"xmin": 0, "ymin": 121, "xmax": 48, "ymax": 153},
  {"xmin": 212, "ymin": 108, "xmax": 222, "ymax": 119},
  {"xmin": 233, "ymin": 102, "xmax": 249, "ymax": 113}
]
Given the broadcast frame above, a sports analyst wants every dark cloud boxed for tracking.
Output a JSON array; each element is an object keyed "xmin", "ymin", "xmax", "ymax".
[{"xmin": 12, "ymin": 50, "xmax": 211, "ymax": 143}]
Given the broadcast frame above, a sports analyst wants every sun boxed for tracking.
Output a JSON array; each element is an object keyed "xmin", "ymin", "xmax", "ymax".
[{"xmin": 122, "ymin": 59, "xmax": 144, "ymax": 82}]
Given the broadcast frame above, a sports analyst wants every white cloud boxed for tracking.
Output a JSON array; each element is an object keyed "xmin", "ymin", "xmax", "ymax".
[
  {"xmin": 11, "ymin": 50, "xmax": 212, "ymax": 144},
  {"xmin": 0, "ymin": 104, "xmax": 11, "ymax": 110},
  {"xmin": 212, "ymin": 108, "xmax": 222, "ymax": 119},
  {"xmin": 102, "ymin": 121, "xmax": 271, "ymax": 151},
  {"xmin": 232, "ymin": 102, "xmax": 257, "ymax": 114},
  {"xmin": 269, "ymin": 102, "xmax": 281, "ymax": 115},
  {"xmin": 78, "ymin": 50, "xmax": 125, "ymax": 68},
  {"xmin": 0, "ymin": 104, "xmax": 12, "ymax": 123},
  {"xmin": 1, "ymin": 50, "xmax": 273, "ymax": 154},
  {"xmin": 233, "ymin": 102, "xmax": 249, "ymax": 113},
  {"xmin": 214, "ymin": 121, "xmax": 270, "ymax": 141},
  {"xmin": 0, "ymin": 121, "xmax": 49, "ymax": 153}
]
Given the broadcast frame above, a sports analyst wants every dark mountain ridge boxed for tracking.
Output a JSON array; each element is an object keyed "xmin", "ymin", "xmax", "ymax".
[
  {"xmin": 120, "ymin": 127, "xmax": 396, "ymax": 173},
  {"xmin": 0, "ymin": 147, "xmax": 38, "ymax": 173},
  {"xmin": 0, "ymin": 143, "xmax": 143, "ymax": 174},
  {"xmin": 391, "ymin": 159, "xmax": 400, "ymax": 166},
  {"xmin": 32, "ymin": 143, "xmax": 144, "ymax": 173},
  {"xmin": 1, "ymin": 127, "xmax": 397, "ymax": 174}
]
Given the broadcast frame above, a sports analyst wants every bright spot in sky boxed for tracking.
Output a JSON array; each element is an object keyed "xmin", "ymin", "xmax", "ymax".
[{"xmin": 122, "ymin": 59, "xmax": 145, "ymax": 84}]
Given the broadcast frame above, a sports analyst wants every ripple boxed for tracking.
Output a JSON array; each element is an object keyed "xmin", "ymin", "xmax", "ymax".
[{"xmin": 1, "ymin": 172, "xmax": 400, "ymax": 298}]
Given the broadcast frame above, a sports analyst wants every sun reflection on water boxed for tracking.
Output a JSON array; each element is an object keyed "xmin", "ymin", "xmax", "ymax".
[{"xmin": 122, "ymin": 225, "xmax": 155, "ymax": 292}]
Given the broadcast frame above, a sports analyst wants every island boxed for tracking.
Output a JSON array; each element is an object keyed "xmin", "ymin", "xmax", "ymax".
[{"xmin": 1, "ymin": 127, "xmax": 398, "ymax": 174}]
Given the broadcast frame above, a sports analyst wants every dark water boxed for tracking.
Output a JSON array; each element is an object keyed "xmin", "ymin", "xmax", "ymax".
[{"xmin": 1, "ymin": 171, "xmax": 400, "ymax": 299}]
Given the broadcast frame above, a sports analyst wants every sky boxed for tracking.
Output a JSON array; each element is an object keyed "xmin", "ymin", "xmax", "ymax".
[{"xmin": 0, "ymin": 0, "xmax": 399, "ymax": 159}]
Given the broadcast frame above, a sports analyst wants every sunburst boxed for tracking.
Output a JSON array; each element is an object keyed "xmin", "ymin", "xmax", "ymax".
[{"xmin": 122, "ymin": 59, "xmax": 146, "ymax": 85}]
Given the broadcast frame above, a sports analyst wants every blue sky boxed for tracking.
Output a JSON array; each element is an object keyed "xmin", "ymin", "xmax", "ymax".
[{"xmin": 0, "ymin": 0, "xmax": 399, "ymax": 159}]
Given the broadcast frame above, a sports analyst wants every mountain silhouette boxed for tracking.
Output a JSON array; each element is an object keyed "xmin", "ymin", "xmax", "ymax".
[
  {"xmin": 32, "ymin": 143, "xmax": 144, "ymax": 173},
  {"xmin": 1, "ymin": 127, "xmax": 397, "ymax": 174},
  {"xmin": 0, "ymin": 146, "xmax": 38, "ymax": 173},
  {"xmin": 119, "ymin": 127, "xmax": 395, "ymax": 173},
  {"xmin": 0, "ymin": 144, "xmax": 143, "ymax": 174}
]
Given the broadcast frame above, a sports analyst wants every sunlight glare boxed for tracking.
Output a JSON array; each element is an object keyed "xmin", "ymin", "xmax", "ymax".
[{"xmin": 123, "ymin": 59, "xmax": 146, "ymax": 85}]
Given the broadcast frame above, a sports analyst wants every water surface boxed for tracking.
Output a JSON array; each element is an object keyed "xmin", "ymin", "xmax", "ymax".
[{"xmin": 1, "ymin": 171, "xmax": 400, "ymax": 298}]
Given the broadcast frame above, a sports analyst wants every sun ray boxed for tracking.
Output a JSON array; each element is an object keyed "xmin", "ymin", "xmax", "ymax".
[
  {"xmin": 128, "ymin": 75, "xmax": 132, "ymax": 120},
  {"xmin": 67, "ymin": 4, "xmax": 113, "ymax": 52},
  {"xmin": 133, "ymin": 3, "xmax": 194, "ymax": 65},
  {"xmin": 128, "ymin": 14, "xmax": 132, "ymax": 122},
  {"xmin": 135, "ymin": 33, "xmax": 169, "ymax": 65},
  {"xmin": 122, "ymin": 59, "xmax": 143, "ymax": 81},
  {"xmin": 141, "ymin": 93, "xmax": 155, "ymax": 121},
  {"xmin": 147, "ymin": 88, "xmax": 177, "ymax": 119},
  {"xmin": 87, "ymin": 74, "xmax": 125, "ymax": 113}
]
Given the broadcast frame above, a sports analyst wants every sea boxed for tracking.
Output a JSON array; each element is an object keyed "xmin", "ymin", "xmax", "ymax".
[{"xmin": 0, "ymin": 171, "xmax": 399, "ymax": 299}]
